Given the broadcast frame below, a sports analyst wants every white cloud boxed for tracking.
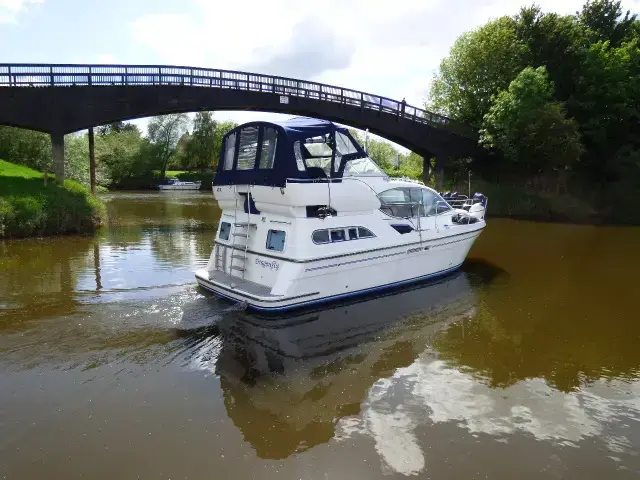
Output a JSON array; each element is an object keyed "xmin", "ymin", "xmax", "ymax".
[
  {"xmin": 337, "ymin": 357, "xmax": 640, "ymax": 476},
  {"xmin": 0, "ymin": 0, "xmax": 42, "ymax": 24},
  {"xmin": 129, "ymin": 0, "xmax": 640, "ymax": 133}
]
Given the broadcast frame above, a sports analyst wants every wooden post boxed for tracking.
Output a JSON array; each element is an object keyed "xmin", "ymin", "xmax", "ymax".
[{"xmin": 88, "ymin": 127, "xmax": 96, "ymax": 196}]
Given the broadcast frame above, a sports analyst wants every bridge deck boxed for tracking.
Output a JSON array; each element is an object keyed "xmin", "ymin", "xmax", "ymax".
[{"xmin": 0, "ymin": 63, "xmax": 475, "ymax": 139}]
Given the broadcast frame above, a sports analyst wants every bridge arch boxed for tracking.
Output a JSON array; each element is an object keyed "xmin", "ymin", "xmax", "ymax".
[{"xmin": 0, "ymin": 64, "xmax": 481, "ymax": 181}]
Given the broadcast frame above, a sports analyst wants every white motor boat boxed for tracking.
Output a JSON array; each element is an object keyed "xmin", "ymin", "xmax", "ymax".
[
  {"xmin": 158, "ymin": 178, "xmax": 202, "ymax": 190},
  {"xmin": 195, "ymin": 117, "xmax": 487, "ymax": 312}
]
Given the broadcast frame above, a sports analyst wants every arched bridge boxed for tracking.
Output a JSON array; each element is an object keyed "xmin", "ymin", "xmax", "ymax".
[{"xmin": 0, "ymin": 63, "xmax": 480, "ymax": 182}]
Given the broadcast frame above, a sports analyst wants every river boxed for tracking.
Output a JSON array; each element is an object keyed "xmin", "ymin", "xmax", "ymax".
[{"xmin": 1, "ymin": 191, "xmax": 639, "ymax": 479}]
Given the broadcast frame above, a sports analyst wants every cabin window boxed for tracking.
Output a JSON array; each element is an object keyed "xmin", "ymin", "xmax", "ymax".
[
  {"xmin": 293, "ymin": 141, "xmax": 306, "ymax": 171},
  {"xmin": 223, "ymin": 133, "xmax": 236, "ymax": 170},
  {"xmin": 378, "ymin": 187, "xmax": 451, "ymax": 217},
  {"xmin": 312, "ymin": 230, "xmax": 330, "ymax": 244},
  {"xmin": 219, "ymin": 222, "xmax": 231, "ymax": 240},
  {"xmin": 357, "ymin": 227, "xmax": 374, "ymax": 238},
  {"xmin": 303, "ymin": 136, "xmax": 333, "ymax": 176},
  {"xmin": 336, "ymin": 132, "xmax": 358, "ymax": 155},
  {"xmin": 237, "ymin": 127, "xmax": 259, "ymax": 170},
  {"xmin": 259, "ymin": 127, "xmax": 277, "ymax": 169},
  {"xmin": 343, "ymin": 156, "xmax": 386, "ymax": 176},
  {"xmin": 312, "ymin": 227, "xmax": 376, "ymax": 244},
  {"xmin": 421, "ymin": 189, "xmax": 451, "ymax": 215},
  {"xmin": 378, "ymin": 188, "xmax": 413, "ymax": 218},
  {"xmin": 266, "ymin": 230, "xmax": 286, "ymax": 252},
  {"xmin": 330, "ymin": 229, "xmax": 346, "ymax": 242}
]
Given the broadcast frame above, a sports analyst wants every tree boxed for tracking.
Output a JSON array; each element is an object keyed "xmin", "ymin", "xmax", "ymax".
[
  {"xmin": 429, "ymin": 16, "xmax": 529, "ymax": 125},
  {"xmin": 578, "ymin": 0, "xmax": 637, "ymax": 46},
  {"xmin": 0, "ymin": 126, "xmax": 51, "ymax": 172},
  {"xmin": 515, "ymin": 8, "xmax": 587, "ymax": 103},
  {"xmin": 187, "ymin": 112, "xmax": 218, "ymax": 172},
  {"xmin": 97, "ymin": 121, "xmax": 140, "ymax": 136},
  {"xmin": 481, "ymin": 67, "xmax": 582, "ymax": 175},
  {"xmin": 96, "ymin": 127, "xmax": 150, "ymax": 187},
  {"xmin": 147, "ymin": 114, "xmax": 191, "ymax": 180}
]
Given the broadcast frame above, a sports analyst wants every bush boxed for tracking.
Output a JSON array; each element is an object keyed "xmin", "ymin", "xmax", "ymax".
[{"xmin": 0, "ymin": 160, "xmax": 107, "ymax": 238}]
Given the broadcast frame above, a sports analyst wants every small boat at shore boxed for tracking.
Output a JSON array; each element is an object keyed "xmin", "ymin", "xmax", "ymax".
[
  {"xmin": 158, "ymin": 178, "xmax": 202, "ymax": 190},
  {"xmin": 195, "ymin": 117, "xmax": 487, "ymax": 312}
]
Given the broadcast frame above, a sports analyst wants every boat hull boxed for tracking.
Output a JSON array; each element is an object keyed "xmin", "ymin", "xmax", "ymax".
[{"xmin": 195, "ymin": 227, "xmax": 482, "ymax": 312}]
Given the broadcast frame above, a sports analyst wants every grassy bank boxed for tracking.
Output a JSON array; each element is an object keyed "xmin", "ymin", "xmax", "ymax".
[{"xmin": 0, "ymin": 160, "xmax": 107, "ymax": 238}]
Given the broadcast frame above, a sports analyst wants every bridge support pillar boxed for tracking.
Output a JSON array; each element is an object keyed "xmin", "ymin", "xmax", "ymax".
[
  {"xmin": 434, "ymin": 157, "xmax": 445, "ymax": 191},
  {"xmin": 422, "ymin": 157, "xmax": 431, "ymax": 185},
  {"xmin": 51, "ymin": 132, "xmax": 65, "ymax": 183},
  {"xmin": 88, "ymin": 127, "xmax": 96, "ymax": 196}
]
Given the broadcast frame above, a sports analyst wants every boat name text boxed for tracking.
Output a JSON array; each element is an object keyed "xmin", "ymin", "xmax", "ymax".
[{"xmin": 255, "ymin": 259, "xmax": 280, "ymax": 271}]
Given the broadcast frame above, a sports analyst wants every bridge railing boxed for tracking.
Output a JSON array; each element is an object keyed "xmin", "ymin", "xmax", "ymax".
[{"xmin": 0, "ymin": 63, "xmax": 476, "ymax": 138}]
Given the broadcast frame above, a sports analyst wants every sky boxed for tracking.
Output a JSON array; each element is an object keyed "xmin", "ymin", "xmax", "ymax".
[{"xmin": 2, "ymin": 0, "xmax": 639, "ymax": 137}]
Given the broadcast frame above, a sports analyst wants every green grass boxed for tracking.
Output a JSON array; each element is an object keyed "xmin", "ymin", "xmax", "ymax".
[{"xmin": 0, "ymin": 159, "xmax": 107, "ymax": 238}]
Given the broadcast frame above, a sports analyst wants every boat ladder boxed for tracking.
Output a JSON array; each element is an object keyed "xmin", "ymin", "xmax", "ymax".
[{"xmin": 228, "ymin": 184, "xmax": 256, "ymax": 279}]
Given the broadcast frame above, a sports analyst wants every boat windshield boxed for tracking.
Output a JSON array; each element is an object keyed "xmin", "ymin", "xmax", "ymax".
[{"xmin": 343, "ymin": 157, "xmax": 386, "ymax": 176}]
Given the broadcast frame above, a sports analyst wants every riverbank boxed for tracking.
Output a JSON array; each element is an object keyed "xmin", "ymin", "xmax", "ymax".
[
  {"xmin": 471, "ymin": 181, "xmax": 602, "ymax": 224},
  {"xmin": 0, "ymin": 160, "xmax": 107, "ymax": 238}
]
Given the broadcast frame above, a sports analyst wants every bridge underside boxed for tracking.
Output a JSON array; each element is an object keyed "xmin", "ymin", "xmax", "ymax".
[{"xmin": 0, "ymin": 86, "xmax": 479, "ymax": 163}]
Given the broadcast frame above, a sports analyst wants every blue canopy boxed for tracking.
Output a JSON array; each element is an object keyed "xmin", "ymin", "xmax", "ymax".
[{"xmin": 213, "ymin": 117, "xmax": 368, "ymax": 187}]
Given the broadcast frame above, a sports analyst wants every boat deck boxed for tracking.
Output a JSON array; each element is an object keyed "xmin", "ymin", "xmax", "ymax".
[{"xmin": 197, "ymin": 269, "xmax": 280, "ymax": 299}]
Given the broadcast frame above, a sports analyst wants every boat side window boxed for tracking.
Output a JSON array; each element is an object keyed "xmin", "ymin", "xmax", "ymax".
[
  {"xmin": 293, "ymin": 141, "xmax": 306, "ymax": 171},
  {"xmin": 223, "ymin": 133, "xmax": 236, "ymax": 170},
  {"xmin": 417, "ymin": 188, "xmax": 451, "ymax": 216},
  {"xmin": 237, "ymin": 127, "xmax": 259, "ymax": 170},
  {"xmin": 312, "ymin": 230, "xmax": 330, "ymax": 244},
  {"xmin": 312, "ymin": 227, "xmax": 376, "ymax": 244},
  {"xmin": 266, "ymin": 230, "xmax": 286, "ymax": 252},
  {"xmin": 219, "ymin": 222, "xmax": 231, "ymax": 241},
  {"xmin": 330, "ymin": 229, "xmax": 346, "ymax": 242},
  {"xmin": 357, "ymin": 227, "xmax": 374, "ymax": 238},
  {"xmin": 378, "ymin": 188, "xmax": 413, "ymax": 218},
  {"xmin": 336, "ymin": 132, "xmax": 358, "ymax": 155},
  {"xmin": 259, "ymin": 127, "xmax": 278, "ymax": 169}
]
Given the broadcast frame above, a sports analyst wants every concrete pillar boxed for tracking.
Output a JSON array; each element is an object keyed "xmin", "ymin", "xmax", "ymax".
[
  {"xmin": 88, "ymin": 127, "xmax": 96, "ymax": 196},
  {"xmin": 422, "ymin": 156, "xmax": 431, "ymax": 185},
  {"xmin": 434, "ymin": 157, "xmax": 445, "ymax": 191},
  {"xmin": 51, "ymin": 132, "xmax": 65, "ymax": 183}
]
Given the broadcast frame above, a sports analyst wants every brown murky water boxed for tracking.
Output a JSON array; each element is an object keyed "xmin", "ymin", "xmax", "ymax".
[{"xmin": 1, "ymin": 191, "xmax": 640, "ymax": 479}]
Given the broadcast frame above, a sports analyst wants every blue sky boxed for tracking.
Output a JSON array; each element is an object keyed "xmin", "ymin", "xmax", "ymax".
[{"xmin": 2, "ymin": 0, "xmax": 639, "ymax": 136}]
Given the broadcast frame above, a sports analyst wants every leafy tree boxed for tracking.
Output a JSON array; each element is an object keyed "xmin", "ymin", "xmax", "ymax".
[
  {"xmin": 64, "ymin": 133, "xmax": 90, "ymax": 185},
  {"xmin": 430, "ymin": 17, "xmax": 529, "ymax": 125},
  {"xmin": 481, "ymin": 67, "xmax": 582, "ymax": 175},
  {"xmin": 96, "ymin": 128, "xmax": 150, "ymax": 187},
  {"xmin": 0, "ymin": 126, "xmax": 51, "ymax": 172},
  {"xmin": 571, "ymin": 38, "xmax": 640, "ymax": 180},
  {"xmin": 187, "ymin": 112, "xmax": 218, "ymax": 172},
  {"xmin": 578, "ymin": 0, "xmax": 637, "ymax": 46},
  {"xmin": 97, "ymin": 121, "xmax": 140, "ymax": 136},
  {"xmin": 515, "ymin": 8, "xmax": 587, "ymax": 102},
  {"xmin": 147, "ymin": 114, "xmax": 191, "ymax": 180}
]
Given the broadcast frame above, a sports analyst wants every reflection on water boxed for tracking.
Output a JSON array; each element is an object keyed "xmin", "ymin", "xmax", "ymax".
[
  {"xmin": 197, "ymin": 271, "xmax": 476, "ymax": 460},
  {"xmin": 1, "ymin": 193, "xmax": 640, "ymax": 479}
]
